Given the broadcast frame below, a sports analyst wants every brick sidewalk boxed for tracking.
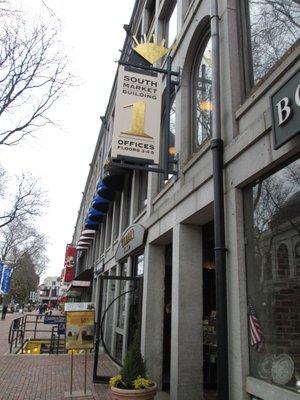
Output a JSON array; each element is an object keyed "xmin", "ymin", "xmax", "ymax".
[
  {"xmin": 0, "ymin": 312, "xmax": 117, "ymax": 399},
  {"xmin": 0, "ymin": 312, "xmax": 26, "ymax": 354},
  {"xmin": 0, "ymin": 313, "xmax": 167, "ymax": 400},
  {"xmin": 0, "ymin": 353, "xmax": 117, "ymax": 400}
]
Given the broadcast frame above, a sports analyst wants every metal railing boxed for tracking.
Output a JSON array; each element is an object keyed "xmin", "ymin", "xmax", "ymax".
[
  {"xmin": 8, "ymin": 315, "xmax": 26, "ymax": 353},
  {"xmin": 49, "ymin": 325, "xmax": 65, "ymax": 354},
  {"xmin": 8, "ymin": 314, "xmax": 65, "ymax": 354}
]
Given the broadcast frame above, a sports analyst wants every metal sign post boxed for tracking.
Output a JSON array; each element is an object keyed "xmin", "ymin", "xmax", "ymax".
[
  {"xmin": 64, "ymin": 304, "xmax": 95, "ymax": 398},
  {"xmin": 65, "ymin": 348, "xmax": 92, "ymax": 398}
]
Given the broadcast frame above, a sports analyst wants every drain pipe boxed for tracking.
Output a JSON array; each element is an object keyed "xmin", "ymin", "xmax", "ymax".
[{"xmin": 210, "ymin": 1, "xmax": 229, "ymax": 399}]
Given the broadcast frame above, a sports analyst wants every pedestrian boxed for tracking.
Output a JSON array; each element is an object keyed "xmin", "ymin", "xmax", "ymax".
[
  {"xmin": 38, "ymin": 304, "xmax": 43, "ymax": 319},
  {"xmin": 1, "ymin": 304, "xmax": 8, "ymax": 320}
]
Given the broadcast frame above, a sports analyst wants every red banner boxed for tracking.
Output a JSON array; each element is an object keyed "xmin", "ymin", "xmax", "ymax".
[
  {"xmin": 63, "ymin": 245, "xmax": 76, "ymax": 283},
  {"xmin": 64, "ymin": 266, "xmax": 74, "ymax": 283}
]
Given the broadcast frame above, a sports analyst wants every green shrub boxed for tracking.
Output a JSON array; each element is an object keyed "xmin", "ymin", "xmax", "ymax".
[{"xmin": 109, "ymin": 333, "xmax": 153, "ymax": 390}]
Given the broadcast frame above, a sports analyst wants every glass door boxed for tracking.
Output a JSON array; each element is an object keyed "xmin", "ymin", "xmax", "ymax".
[{"xmin": 93, "ymin": 274, "xmax": 142, "ymax": 383}]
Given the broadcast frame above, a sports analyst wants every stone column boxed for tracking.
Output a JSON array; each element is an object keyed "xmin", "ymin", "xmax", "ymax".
[
  {"xmin": 171, "ymin": 223, "xmax": 203, "ymax": 400},
  {"xmin": 141, "ymin": 242, "xmax": 165, "ymax": 388}
]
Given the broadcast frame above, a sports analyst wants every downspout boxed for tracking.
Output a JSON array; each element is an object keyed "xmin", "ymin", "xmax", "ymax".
[{"xmin": 210, "ymin": 1, "xmax": 229, "ymax": 399}]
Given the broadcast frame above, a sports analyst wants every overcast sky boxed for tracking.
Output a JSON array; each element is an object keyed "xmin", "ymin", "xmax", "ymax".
[{"xmin": 1, "ymin": 0, "xmax": 135, "ymax": 279}]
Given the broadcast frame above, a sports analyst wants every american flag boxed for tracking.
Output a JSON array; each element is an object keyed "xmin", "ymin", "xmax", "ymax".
[{"xmin": 248, "ymin": 303, "xmax": 263, "ymax": 347}]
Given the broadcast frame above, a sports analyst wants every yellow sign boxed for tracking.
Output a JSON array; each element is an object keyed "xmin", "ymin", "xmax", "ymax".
[{"xmin": 65, "ymin": 310, "xmax": 94, "ymax": 350}]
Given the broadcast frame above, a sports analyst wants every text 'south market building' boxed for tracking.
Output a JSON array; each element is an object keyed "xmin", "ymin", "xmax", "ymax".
[{"xmin": 69, "ymin": 1, "xmax": 300, "ymax": 399}]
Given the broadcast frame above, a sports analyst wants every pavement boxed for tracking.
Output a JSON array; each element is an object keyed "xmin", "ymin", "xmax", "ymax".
[
  {"xmin": 0, "ymin": 312, "xmax": 169, "ymax": 400},
  {"xmin": 0, "ymin": 311, "xmax": 118, "ymax": 400}
]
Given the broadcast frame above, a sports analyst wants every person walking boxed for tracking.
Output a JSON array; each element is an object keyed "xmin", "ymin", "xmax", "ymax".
[
  {"xmin": 38, "ymin": 304, "xmax": 43, "ymax": 319},
  {"xmin": 1, "ymin": 304, "xmax": 8, "ymax": 320}
]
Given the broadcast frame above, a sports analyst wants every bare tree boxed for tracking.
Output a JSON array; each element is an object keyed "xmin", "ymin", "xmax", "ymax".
[
  {"xmin": 9, "ymin": 252, "xmax": 40, "ymax": 304},
  {"xmin": 0, "ymin": 219, "xmax": 48, "ymax": 276},
  {"xmin": 0, "ymin": 10, "xmax": 71, "ymax": 146},
  {"xmin": 0, "ymin": 168, "xmax": 46, "ymax": 228}
]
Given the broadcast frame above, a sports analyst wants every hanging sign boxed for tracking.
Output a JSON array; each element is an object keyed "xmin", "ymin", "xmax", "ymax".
[
  {"xmin": 65, "ymin": 302, "xmax": 95, "ymax": 312},
  {"xmin": 63, "ymin": 245, "xmax": 76, "ymax": 283},
  {"xmin": 0, "ymin": 261, "xmax": 4, "ymax": 286},
  {"xmin": 270, "ymin": 70, "xmax": 300, "ymax": 149},
  {"xmin": 111, "ymin": 65, "xmax": 163, "ymax": 164},
  {"xmin": 94, "ymin": 256, "xmax": 104, "ymax": 275},
  {"xmin": 0, "ymin": 265, "xmax": 12, "ymax": 295},
  {"xmin": 44, "ymin": 315, "xmax": 66, "ymax": 325}
]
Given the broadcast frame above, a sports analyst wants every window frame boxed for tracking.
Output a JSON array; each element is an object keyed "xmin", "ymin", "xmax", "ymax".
[
  {"xmin": 239, "ymin": 0, "xmax": 300, "ymax": 96},
  {"xmin": 190, "ymin": 29, "xmax": 212, "ymax": 154}
]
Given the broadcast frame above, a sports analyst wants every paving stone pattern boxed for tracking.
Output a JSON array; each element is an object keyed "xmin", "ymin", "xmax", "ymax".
[{"xmin": 0, "ymin": 312, "xmax": 117, "ymax": 400}]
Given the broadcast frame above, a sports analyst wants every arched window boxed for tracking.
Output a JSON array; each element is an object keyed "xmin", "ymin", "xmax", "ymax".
[
  {"xmin": 159, "ymin": 91, "xmax": 176, "ymax": 190},
  {"xmin": 191, "ymin": 33, "xmax": 212, "ymax": 152},
  {"xmin": 277, "ymin": 243, "xmax": 289, "ymax": 278}
]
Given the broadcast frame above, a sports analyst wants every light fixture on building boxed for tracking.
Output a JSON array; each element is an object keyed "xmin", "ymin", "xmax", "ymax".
[
  {"xmin": 168, "ymin": 146, "xmax": 176, "ymax": 156},
  {"xmin": 203, "ymin": 260, "xmax": 215, "ymax": 269},
  {"xmin": 199, "ymin": 101, "xmax": 213, "ymax": 112}
]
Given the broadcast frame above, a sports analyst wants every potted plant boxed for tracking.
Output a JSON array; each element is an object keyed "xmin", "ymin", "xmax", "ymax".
[{"xmin": 109, "ymin": 334, "xmax": 157, "ymax": 399}]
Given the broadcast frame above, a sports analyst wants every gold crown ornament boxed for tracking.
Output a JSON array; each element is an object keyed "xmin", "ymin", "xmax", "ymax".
[{"xmin": 132, "ymin": 34, "xmax": 173, "ymax": 65}]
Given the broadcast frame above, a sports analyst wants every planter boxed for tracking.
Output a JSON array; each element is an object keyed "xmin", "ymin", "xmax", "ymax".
[{"xmin": 110, "ymin": 383, "xmax": 157, "ymax": 400}]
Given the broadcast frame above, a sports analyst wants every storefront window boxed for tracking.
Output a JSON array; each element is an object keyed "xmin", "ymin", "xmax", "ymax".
[
  {"xmin": 244, "ymin": 158, "xmax": 300, "ymax": 392},
  {"xmin": 134, "ymin": 253, "xmax": 144, "ymax": 276},
  {"xmin": 247, "ymin": 1, "xmax": 300, "ymax": 86},
  {"xmin": 117, "ymin": 264, "xmax": 127, "ymax": 329}
]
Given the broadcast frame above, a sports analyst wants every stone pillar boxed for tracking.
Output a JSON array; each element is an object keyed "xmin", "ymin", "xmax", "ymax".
[
  {"xmin": 141, "ymin": 242, "xmax": 165, "ymax": 389},
  {"xmin": 171, "ymin": 224, "xmax": 203, "ymax": 400}
]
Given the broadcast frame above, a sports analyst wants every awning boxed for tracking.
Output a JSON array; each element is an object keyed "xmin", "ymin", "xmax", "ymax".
[
  {"xmin": 97, "ymin": 182, "xmax": 115, "ymax": 201},
  {"xmin": 73, "ymin": 268, "xmax": 92, "ymax": 282},
  {"xmin": 81, "ymin": 229, "xmax": 96, "ymax": 236},
  {"xmin": 91, "ymin": 194, "xmax": 110, "ymax": 213},
  {"xmin": 84, "ymin": 219, "xmax": 100, "ymax": 230},
  {"xmin": 77, "ymin": 241, "xmax": 91, "ymax": 246},
  {"xmin": 87, "ymin": 208, "xmax": 105, "ymax": 223},
  {"xmin": 102, "ymin": 165, "xmax": 126, "ymax": 192},
  {"xmin": 76, "ymin": 246, "xmax": 89, "ymax": 251},
  {"xmin": 78, "ymin": 235, "xmax": 94, "ymax": 242}
]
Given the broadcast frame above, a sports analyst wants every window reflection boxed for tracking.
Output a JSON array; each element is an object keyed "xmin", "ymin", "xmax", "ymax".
[
  {"xmin": 193, "ymin": 36, "xmax": 212, "ymax": 151},
  {"xmin": 136, "ymin": 254, "xmax": 144, "ymax": 276},
  {"xmin": 248, "ymin": 0, "xmax": 300, "ymax": 85},
  {"xmin": 244, "ymin": 158, "xmax": 300, "ymax": 392}
]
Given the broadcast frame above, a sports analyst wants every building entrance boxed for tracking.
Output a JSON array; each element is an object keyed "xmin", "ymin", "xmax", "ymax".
[
  {"xmin": 93, "ymin": 275, "xmax": 142, "ymax": 383},
  {"xmin": 202, "ymin": 221, "xmax": 217, "ymax": 400}
]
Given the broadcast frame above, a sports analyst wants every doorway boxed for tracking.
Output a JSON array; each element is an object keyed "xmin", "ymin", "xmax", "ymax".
[
  {"xmin": 202, "ymin": 221, "xmax": 217, "ymax": 399},
  {"xmin": 93, "ymin": 274, "xmax": 142, "ymax": 383},
  {"xmin": 162, "ymin": 243, "xmax": 172, "ymax": 391}
]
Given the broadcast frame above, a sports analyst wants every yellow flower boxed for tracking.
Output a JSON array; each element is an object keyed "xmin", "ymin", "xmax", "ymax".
[
  {"xmin": 109, "ymin": 375, "xmax": 123, "ymax": 388},
  {"xmin": 133, "ymin": 376, "xmax": 152, "ymax": 390}
]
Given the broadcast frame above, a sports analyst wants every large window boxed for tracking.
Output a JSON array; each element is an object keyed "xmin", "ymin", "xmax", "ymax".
[
  {"xmin": 244, "ymin": 158, "xmax": 300, "ymax": 393},
  {"xmin": 137, "ymin": 171, "xmax": 148, "ymax": 215},
  {"xmin": 191, "ymin": 34, "xmax": 212, "ymax": 152},
  {"xmin": 246, "ymin": 0, "xmax": 300, "ymax": 87},
  {"xmin": 159, "ymin": 92, "xmax": 176, "ymax": 189}
]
